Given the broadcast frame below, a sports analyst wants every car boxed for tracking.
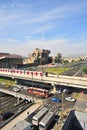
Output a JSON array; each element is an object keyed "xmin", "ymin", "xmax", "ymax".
[
  {"xmin": 57, "ymin": 90, "xmax": 62, "ymax": 94},
  {"xmin": 63, "ymin": 89, "xmax": 67, "ymax": 93},
  {"xmin": 18, "ymin": 107, "xmax": 24, "ymax": 112},
  {"xmin": 23, "ymin": 86, "xmax": 29, "ymax": 90},
  {"xmin": 63, "ymin": 89, "xmax": 72, "ymax": 94},
  {"xmin": 57, "ymin": 88, "xmax": 63, "ymax": 94},
  {"xmin": 0, "ymin": 112, "xmax": 14, "ymax": 120},
  {"xmin": 51, "ymin": 97, "xmax": 61, "ymax": 103},
  {"xmin": 15, "ymin": 85, "xmax": 23, "ymax": 89},
  {"xmin": 13, "ymin": 87, "xmax": 20, "ymax": 92},
  {"xmin": 57, "ymin": 106, "xmax": 62, "ymax": 110},
  {"xmin": 1, "ymin": 82, "xmax": 6, "ymax": 85},
  {"xmin": 65, "ymin": 97, "xmax": 76, "ymax": 102},
  {"xmin": 24, "ymin": 99, "xmax": 31, "ymax": 103}
]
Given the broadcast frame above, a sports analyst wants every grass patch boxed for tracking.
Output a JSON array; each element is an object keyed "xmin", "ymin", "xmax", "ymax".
[
  {"xmin": 45, "ymin": 67, "xmax": 69, "ymax": 74},
  {"xmin": 0, "ymin": 78, "xmax": 15, "ymax": 85}
]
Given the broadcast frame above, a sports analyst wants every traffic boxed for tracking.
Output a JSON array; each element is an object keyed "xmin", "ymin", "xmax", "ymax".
[{"xmin": 0, "ymin": 78, "xmax": 86, "ymax": 130}]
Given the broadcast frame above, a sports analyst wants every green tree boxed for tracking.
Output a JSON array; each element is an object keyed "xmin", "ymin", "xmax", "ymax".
[{"xmin": 82, "ymin": 67, "xmax": 87, "ymax": 74}]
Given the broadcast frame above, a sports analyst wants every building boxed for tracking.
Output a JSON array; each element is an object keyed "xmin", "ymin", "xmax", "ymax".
[
  {"xmin": 62, "ymin": 110, "xmax": 87, "ymax": 130},
  {"xmin": 11, "ymin": 120, "xmax": 34, "ymax": 130},
  {"xmin": 23, "ymin": 48, "xmax": 51, "ymax": 65},
  {"xmin": 55, "ymin": 53, "xmax": 62, "ymax": 63},
  {"xmin": 63, "ymin": 56, "xmax": 83, "ymax": 63},
  {"xmin": 0, "ymin": 53, "xmax": 23, "ymax": 68}
]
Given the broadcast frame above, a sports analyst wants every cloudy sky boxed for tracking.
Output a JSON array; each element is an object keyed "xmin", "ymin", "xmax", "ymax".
[{"xmin": 0, "ymin": 0, "xmax": 87, "ymax": 57}]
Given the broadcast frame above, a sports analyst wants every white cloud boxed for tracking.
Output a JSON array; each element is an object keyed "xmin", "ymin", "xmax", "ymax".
[
  {"xmin": 0, "ymin": 0, "xmax": 87, "ymax": 57},
  {"xmin": 0, "ymin": 37, "xmax": 87, "ymax": 57}
]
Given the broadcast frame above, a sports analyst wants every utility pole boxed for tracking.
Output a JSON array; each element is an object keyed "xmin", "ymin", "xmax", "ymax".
[
  {"xmin": 61, "ymin": 92, "xmax": 64, "ymax": 126},
  {"xmin": 32, "ymin": 72, "xmax": 34, "ymax": 103}
]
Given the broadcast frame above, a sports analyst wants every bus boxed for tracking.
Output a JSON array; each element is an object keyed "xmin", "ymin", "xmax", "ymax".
[
  {"xmin": 39, "ymin": 111, "xmax": 55, "ymax": 130},
  {"xmin": 32, "ymin": 107, "xmax": 48, "ymax": 126},
  {"xmin": 28, "ymin": 87, "xmax": 49, "ymax": 98}
]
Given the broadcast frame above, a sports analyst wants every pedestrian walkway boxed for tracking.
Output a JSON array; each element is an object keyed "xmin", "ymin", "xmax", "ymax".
[{"xmin": 53, "ymin": 121, "xmax": 63, "ymax": 130}]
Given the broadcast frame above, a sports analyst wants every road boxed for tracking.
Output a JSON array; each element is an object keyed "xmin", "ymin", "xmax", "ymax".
[{"xmin": 0, "ymin": 68, "xmax": 87, "ymax": 88}]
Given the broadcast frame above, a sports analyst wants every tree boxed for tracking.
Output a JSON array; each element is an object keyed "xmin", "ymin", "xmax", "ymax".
[{"xmin": 82, "ymin": 67, "xmax": 87, "ymax": 74}]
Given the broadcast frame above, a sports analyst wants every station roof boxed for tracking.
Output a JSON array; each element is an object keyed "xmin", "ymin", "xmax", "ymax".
[{"xmin": 0, "ymin": 53, "xmax": 22, "ymax": 60}]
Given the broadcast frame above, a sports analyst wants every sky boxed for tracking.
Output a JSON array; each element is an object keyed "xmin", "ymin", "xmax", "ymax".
[{"xmin": 0, "ymin": 0, "xmax": 87, "ymax": 57}]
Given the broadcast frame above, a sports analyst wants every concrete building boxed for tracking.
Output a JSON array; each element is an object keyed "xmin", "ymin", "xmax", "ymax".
[
  {"xmin": 63, "ymin": 56, "xmax": 83, "ymax": 63},
  {"xmin": 54, "ymin": 53, "xmax": 62, "ymax": 63},
  {"xmin": 23, "ymin": 48, "xmax": 50, "ymax": 65},
  {"xmin": 62, "ymin": 110, "xmax": 87, "ymax": 130},
  {"xmin": 0, "ymin": 53, "xmax": 23, "ymax": 68}
]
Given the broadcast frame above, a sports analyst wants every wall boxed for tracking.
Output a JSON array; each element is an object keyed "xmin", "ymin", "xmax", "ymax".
[{"xmin": 62, "ymin": 110, "xmax": 87, "ymax": 130}]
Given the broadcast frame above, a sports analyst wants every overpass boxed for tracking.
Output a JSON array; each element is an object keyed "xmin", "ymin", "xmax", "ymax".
[
  {"xmin": 0, "ymin": 68, "xmax": 87, "ymax": 89},
  {"xmin": 0, "ymin": 87, "xmax": 33, "ymax": 101}
]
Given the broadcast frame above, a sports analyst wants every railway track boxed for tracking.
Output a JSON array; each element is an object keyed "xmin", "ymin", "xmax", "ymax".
[{"xmin": 10, "ymin": 101, "xmax": 29, "ymax": 113}]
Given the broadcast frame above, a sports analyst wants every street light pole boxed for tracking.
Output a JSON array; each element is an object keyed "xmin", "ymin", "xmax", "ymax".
[
  {"xmin": 32, "ymin": 73, "xmax": 34, "ymax": 103},
  {"xmin": 61, "ymin": 92, "xmax": 64, "ymax": 125}
]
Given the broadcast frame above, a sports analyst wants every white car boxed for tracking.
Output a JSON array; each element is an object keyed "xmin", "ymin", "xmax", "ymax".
[
  {"xmin": 65, "ymin": 97, "xmax": 76, "ymax": 102},
  {"xmin": 23, "ymin": 86, "xmax": 29, "ymax": 90},
  {"xmin": 13, "ymin": 87, "xmax": 20, "ymax": 92},
  {"xmin": 63, "ymin": 89, "xmax": 67, "ymax": 93},
  {"xmin": 15, "ymin": 85, "xmax": 23, "ymax": 89},
  {"xmin": 57, "ymin": 88, "xmax": 63, "ymax": 94},
  {"xmin": 1, "ymin": 82, "xmax": 6, "ymax": 85}
]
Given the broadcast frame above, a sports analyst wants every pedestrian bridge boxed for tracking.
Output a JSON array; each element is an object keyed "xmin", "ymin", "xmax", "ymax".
[{"xmin": 0, "ymin": 68, "xmax": 87, "ymax": 89}]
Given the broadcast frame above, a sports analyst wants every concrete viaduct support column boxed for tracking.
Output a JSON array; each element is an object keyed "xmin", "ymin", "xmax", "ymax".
[
  {"xmin": 14, "ymin": 79, "xmax": 18, "ymax": 84},
  {"xmin": 52, "ymin": 83, "xmax": 57, "ymax": 93},
  {"xmin": 12, "ymin": 76, "xmax": 18, "ymax": 84}
]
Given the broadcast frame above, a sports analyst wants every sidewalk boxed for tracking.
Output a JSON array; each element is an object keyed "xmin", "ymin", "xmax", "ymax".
[{"xmin": 53, "ymin": 119, "xmax": 63, "ymax": 130}]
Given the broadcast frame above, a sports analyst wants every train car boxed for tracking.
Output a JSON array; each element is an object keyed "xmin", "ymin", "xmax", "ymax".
[
  {"xmin": 32, "ymin": 107, "xmax": 48, "ymax": 126},
  {"xmin": 39, "ymin": 111, "xmax": 55, "ymax": 130}
]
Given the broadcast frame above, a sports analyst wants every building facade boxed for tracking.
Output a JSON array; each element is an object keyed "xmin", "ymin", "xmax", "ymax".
[
  {"xmin": 0, "ymin": 53, "xmax": 23, "ymax": 68},
  {"xmin": 23, "ymin": 48, "xmax": 51, "ymax": 65}
]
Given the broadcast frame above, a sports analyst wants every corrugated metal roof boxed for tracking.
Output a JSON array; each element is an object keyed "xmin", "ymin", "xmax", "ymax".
[
  {"xmin": 0, "ymin": 54, "xmax": 22, "ymax": 59},
  {"xmin": 11, "ymin": 120, "xmax": 33, "ymax": 130}
]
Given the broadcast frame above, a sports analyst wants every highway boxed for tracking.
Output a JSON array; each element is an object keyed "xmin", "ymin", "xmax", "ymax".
[{"xmin": 0, "ymin": 68, "xmax": 87, "ymax": 89}]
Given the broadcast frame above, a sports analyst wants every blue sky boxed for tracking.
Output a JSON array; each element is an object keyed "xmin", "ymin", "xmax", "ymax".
[{"xmin": 0, "ymin": 0, "xmax": 87, "ymax": 57}]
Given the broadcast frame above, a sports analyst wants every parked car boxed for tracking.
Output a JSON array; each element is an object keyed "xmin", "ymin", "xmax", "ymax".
[
  {"xmin": 57, "ymin": 88, "xmax": 63, "ymax": 94},
  {"xmin": 63, "ymin": 89, "xmax": 72, "ymax": 94},
  {"xmin": 51, "ymin": 97, "xmax": 61, "ymax": 103},
  {"xmin": 65, "ymin": 97, "xmax": 76, "ymax": 102},
  {"xmin": 13, "ymin": 87, "xmax": 20, "ymax": 92}
]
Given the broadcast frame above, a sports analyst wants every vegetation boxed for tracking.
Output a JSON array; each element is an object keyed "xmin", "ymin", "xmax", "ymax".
[
  {"xmin": 0, "ymin": 78, "xmax": 15, "ymax": 85},
  {"xmin": 44, "ymin": 67, "xmax": 69, "ymax": 74},
  {"xmin": 82, "ymin": 67, "xmax": 87, "ymax": 74}
]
